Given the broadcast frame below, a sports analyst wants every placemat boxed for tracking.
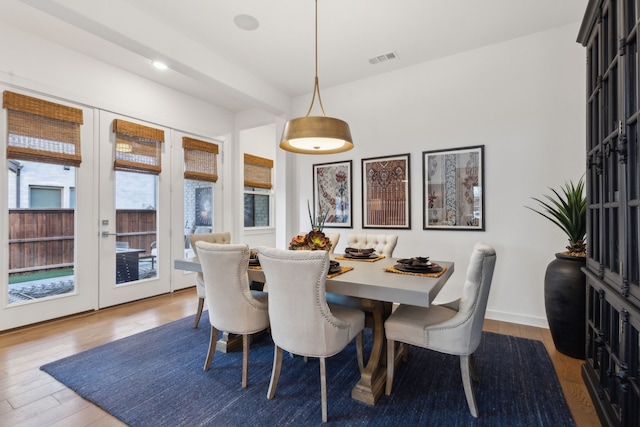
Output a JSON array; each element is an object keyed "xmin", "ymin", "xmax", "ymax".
[
  {"xmin": 383, "ymin": 265, "xmax": 447, "ymax": 278},
  {"xmin": 335, "ymin": 255, "xmax": 385, "ymax": 262},
  {"xmin": 327, "ymin": 266, "xmax": 353, "ymax": 279}
]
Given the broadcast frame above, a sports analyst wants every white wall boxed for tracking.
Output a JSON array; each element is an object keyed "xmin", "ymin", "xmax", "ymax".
[
  {"xmin": 0, "ymin": 23, "xmax": 234, "ymax": 138},
  {"xmin": 0, "ymin": 14, "xmax": 586, "ymax": 328},
  {"xmin": 239, "ymin": 124, "xmax": 278, "ymax": 249},
  {"xmin": 287, "ymin": 23, "xmax": 586, "ymax": 327}
]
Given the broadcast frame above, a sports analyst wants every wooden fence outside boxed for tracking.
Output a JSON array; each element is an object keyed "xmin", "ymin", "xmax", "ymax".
[{"xmin": 8, "ymin": 209, "xmax": 157, "ymax": 275}]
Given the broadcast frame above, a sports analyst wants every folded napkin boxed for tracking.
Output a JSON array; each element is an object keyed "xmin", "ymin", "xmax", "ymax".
[
  {"xmin": 394, "ymin": 257, "xmax": 442, "ymax": 273},
  {"xmin": 329, "ymin": 260, "xmax": 342, "ymax": 274},
  {"xmin": 345, "ymin": 247, "xmax": 375, "ymax": 255},
  {"xmin": 396, "ymin": 256, "xmax": 431, "ymax": 268},
  {"xmin": 249, "ymin": 251, "xmax": 260, "ymax": 266}
]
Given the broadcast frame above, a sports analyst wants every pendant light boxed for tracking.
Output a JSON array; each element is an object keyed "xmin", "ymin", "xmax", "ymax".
[{"xmin": 279, "ymin": 0, "xmax": 353, "ymax": 154}]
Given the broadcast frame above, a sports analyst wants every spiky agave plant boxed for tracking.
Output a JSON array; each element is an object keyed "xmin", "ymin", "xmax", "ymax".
[
  {"xmin": 307, "ymin": 199, "xmax": 328, "ymax": 232},
  {"xmin": 526, "ymin": 177, "xmax": 587, "ymax": 256}
]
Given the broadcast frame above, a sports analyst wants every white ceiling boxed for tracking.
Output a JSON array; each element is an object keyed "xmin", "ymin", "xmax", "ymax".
[{"xmin": 2, "ymin": 0, "xmax": 588, "ymax": 113}]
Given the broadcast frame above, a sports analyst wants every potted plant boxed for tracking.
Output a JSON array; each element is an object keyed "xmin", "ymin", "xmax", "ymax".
[
  {"xmin": 527, "ymin": 177, "xmax": 586, "ymax": 359},
  {"xmin": 289, "ymin": 201, "xmax": 331, "ymax": 251}
]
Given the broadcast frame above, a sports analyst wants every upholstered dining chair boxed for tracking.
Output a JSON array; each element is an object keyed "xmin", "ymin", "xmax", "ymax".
[
  {"xmin": 196, "ymin": 242, "xmax": 269, "ymax": 388},
  {"xmin": 384, "ymin": 242, "xmax": 497, "ymax": 417},
  {"xmin": 189, "ymin": 232, "xmax": 231, "ymax": 328},
  {"xmin": 346, "ymin": 233, "xmax": 398, "ymax": 257},
  {"xmin": 327, "ymin": 232, "xmax": 340, "ymax": 254},
  {"xmin": 256, "ymin": 247, "xmax": 365, "ymax": 423}
]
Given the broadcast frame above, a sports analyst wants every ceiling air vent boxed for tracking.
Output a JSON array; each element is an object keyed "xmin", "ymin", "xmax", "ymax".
[{"xmin": 369, "ymin": 51, "xmax": 398, "ymax": 65}]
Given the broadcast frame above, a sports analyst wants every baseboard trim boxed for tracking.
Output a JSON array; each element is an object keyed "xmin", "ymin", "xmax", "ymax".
[{"xmin": 485, "ymin": 309, "xmax": 549, "ymax": 328}]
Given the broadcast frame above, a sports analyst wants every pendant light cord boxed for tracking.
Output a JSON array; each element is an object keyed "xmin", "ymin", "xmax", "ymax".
[{"xmin": 305, "ymin": 0, "xmax": 327, "ymax": 117}]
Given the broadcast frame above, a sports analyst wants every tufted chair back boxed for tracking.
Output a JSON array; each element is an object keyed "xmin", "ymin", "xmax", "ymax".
[
  {"xmin": 384, "ymin": 242, "xmax": 497, "ymax": 417},
  {"xmin": 256, "ymin": 246, "xmax": 364, "ymax": 422},
  {"xmin": 346, "ymin": 233, "xmax": 398, "ymax": 257},
  {"xmin": 188, "ymin": 232, "xmax": 231, "ymax": 328},
  {"xmin": 257, "ymin": 247, "xmax": 360, "ymax": 356},
  {"xmin": 197, "ymin": 242, "xmax": 268, "ymax": 334},
  {"xmin": 190, "ymin": 232, "xmax": 231, "ymax": 256},
  {"xmin": 327, "ymin": 233, "xmax": 340, "ymax": 254},
  {"xmin": 196, "ymin": 242, "xmax": 269, "ymax": 387},
  {"xmin": 419, "ymin": 242, "xmax": 496, "ymax": 355}
]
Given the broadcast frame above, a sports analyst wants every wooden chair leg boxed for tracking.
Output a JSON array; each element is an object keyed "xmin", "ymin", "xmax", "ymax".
[
  {"xmin": 356, "ymin": 331, "xmax": 364, "ymax": 374},
  {"xmin": 460, "ymin": 355, "xmax": 479, "ymax": 417},
  {"xmin": 203, "ymin": 326, "xmax": 217, "ymax": 371},
  {"xmin": 193, "ymin": 297, "xmax": 205, "ymax": 328},
  {"xmin": 469, "ymin": 353, "xmax": 479, "ymax": 382},
  {"xmin": 320, "ymin": 357, "xmax": 328, "ymax": 423},
  {"xmin": 267, "ymin": 345, "xmax": 283, "ymax": 399},
  {"xmin": 385, "ymin": 338, "xmax": 395, "ymax": 395},
  {"xmin": 242, "ymin": 334, "xmax": 249, "ymax": 388}
]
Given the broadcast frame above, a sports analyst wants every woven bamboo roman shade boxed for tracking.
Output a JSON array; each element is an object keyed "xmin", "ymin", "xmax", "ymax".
[
  {"xmin": 113, "ymin": 119, "xmax": 164, "ymax": 174},
  {"xmin": 3, "ymin": 91, "xmax": 83, "ymax": 167},
  {"xmin": 183, "ymin": 137, "xmax": 219, "ymax": 182},
  {"xmin": 244, "ymin": 153, "xmax": 273, "ymax": 189}
]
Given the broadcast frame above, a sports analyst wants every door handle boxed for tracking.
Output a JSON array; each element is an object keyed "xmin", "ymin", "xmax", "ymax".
[{"xmin": 101, "ymin": 231, "xmax": 118, "ymax": 237}]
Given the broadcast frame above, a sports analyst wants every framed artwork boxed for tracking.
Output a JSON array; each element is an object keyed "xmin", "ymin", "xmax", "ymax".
[
  {"xmin": 312, "ymin": 160, "xmax": 352, "ymax": 228},
  {"xmin": 362, "ymin": 154, "xmax": 411, "ymax": 229},
  {"xmin": 195, "ymin": 187, "xmax": 213, "ymax": 227},
  {"xmin": 423, "ymin": 145, "xmax": 484, "ymax": 231}
]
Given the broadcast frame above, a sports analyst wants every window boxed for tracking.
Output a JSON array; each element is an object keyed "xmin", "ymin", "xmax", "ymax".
[
  {"xmin": 112, "ymin": 120, "xmax": 164, "ymax": 284},
  {"xmin": 243, "ymin": 154, "xmax": 273, "ymax": 228},
  {"xmin": 244, "ymin": 187, "xmax": 271, "ymax": 227},
  {"xmin": 30, "ymin": 186, "xmax": 62, "ymax": 208},
  {"xmin": 3, "ymin": 91, "xmax": 83, "ymax": 303}
]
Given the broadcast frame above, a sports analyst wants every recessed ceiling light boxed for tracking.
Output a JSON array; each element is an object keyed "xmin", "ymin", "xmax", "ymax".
[
  {"xmin": 234, "ymin": 14, "xmax": 259, "ymax": 31},
  {"xmin": 152, "ymin": 60, "xmax": 168, "ymax": 70}
]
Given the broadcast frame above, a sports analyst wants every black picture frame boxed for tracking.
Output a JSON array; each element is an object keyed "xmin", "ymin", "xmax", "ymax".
[
  {"xmin": 422, "ymin": 145, "xmax": 485, "ymax": 231},
  {"xmin": 312, "ymin": 160, "xmax": 353, "ymax": 228},
  {"xmin": 361, "ymin": 153, "xmax": 411, "ymax": 229}
]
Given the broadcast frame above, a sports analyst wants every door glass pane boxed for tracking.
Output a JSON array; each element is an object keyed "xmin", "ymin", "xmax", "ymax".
[
  {"xmin": 115, "ymin": 171, "xmax": 157, "ymax": 284},
  {"xmin": 184, "ymin": 179, "xmax": 214, "ymax": 254},
  {"xmin": 8, "ymin": 161, "xmax": 76, "ymax": 304}
]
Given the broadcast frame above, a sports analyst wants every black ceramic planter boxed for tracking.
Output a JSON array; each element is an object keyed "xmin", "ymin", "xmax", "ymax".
[{"xmin": 544, "ymin": 253, "xmax": 586, "ymax": 360}]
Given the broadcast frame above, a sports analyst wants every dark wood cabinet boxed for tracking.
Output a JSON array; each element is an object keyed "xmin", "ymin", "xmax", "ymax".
[{"xmin": 578, "ymin": 1, "xmax": 640, "ymax": 425}]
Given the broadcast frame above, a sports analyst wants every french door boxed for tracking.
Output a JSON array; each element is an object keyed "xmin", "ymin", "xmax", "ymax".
[
  {"xmin": 1, "ymin": 90, "xmax": 199, "ymax": 331},
  {"xmin": 170, "ymin": 130, "xmax": 223, "ymax": 291},
  {"xmin": 97, "ymin": 112, "xmax": 171, "ymax": 308},
  {"xmin": 0, "ymin": 88, "xmax": 96, "ymax": 331}
]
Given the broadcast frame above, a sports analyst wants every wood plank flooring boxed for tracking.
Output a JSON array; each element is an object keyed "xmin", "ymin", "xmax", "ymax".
[{"xmin": 0, "ymin": 288, "xmax": 601, "ymax": 426}]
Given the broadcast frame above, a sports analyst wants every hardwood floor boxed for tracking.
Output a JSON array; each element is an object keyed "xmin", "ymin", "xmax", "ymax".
[{"xmin": 0, "ymin": 288, "xmax": 600, "ymax": 426}]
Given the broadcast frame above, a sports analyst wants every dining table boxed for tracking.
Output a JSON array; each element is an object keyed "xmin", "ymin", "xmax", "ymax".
[{"xmin": 174, "ymin": 253, "xmax": 454, "ymax": 405}]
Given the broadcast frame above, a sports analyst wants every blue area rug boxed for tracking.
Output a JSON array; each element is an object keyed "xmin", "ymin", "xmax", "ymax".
[{"xmin": 41, "ymin": 315, "xmax": 575, "ymax": 426}]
